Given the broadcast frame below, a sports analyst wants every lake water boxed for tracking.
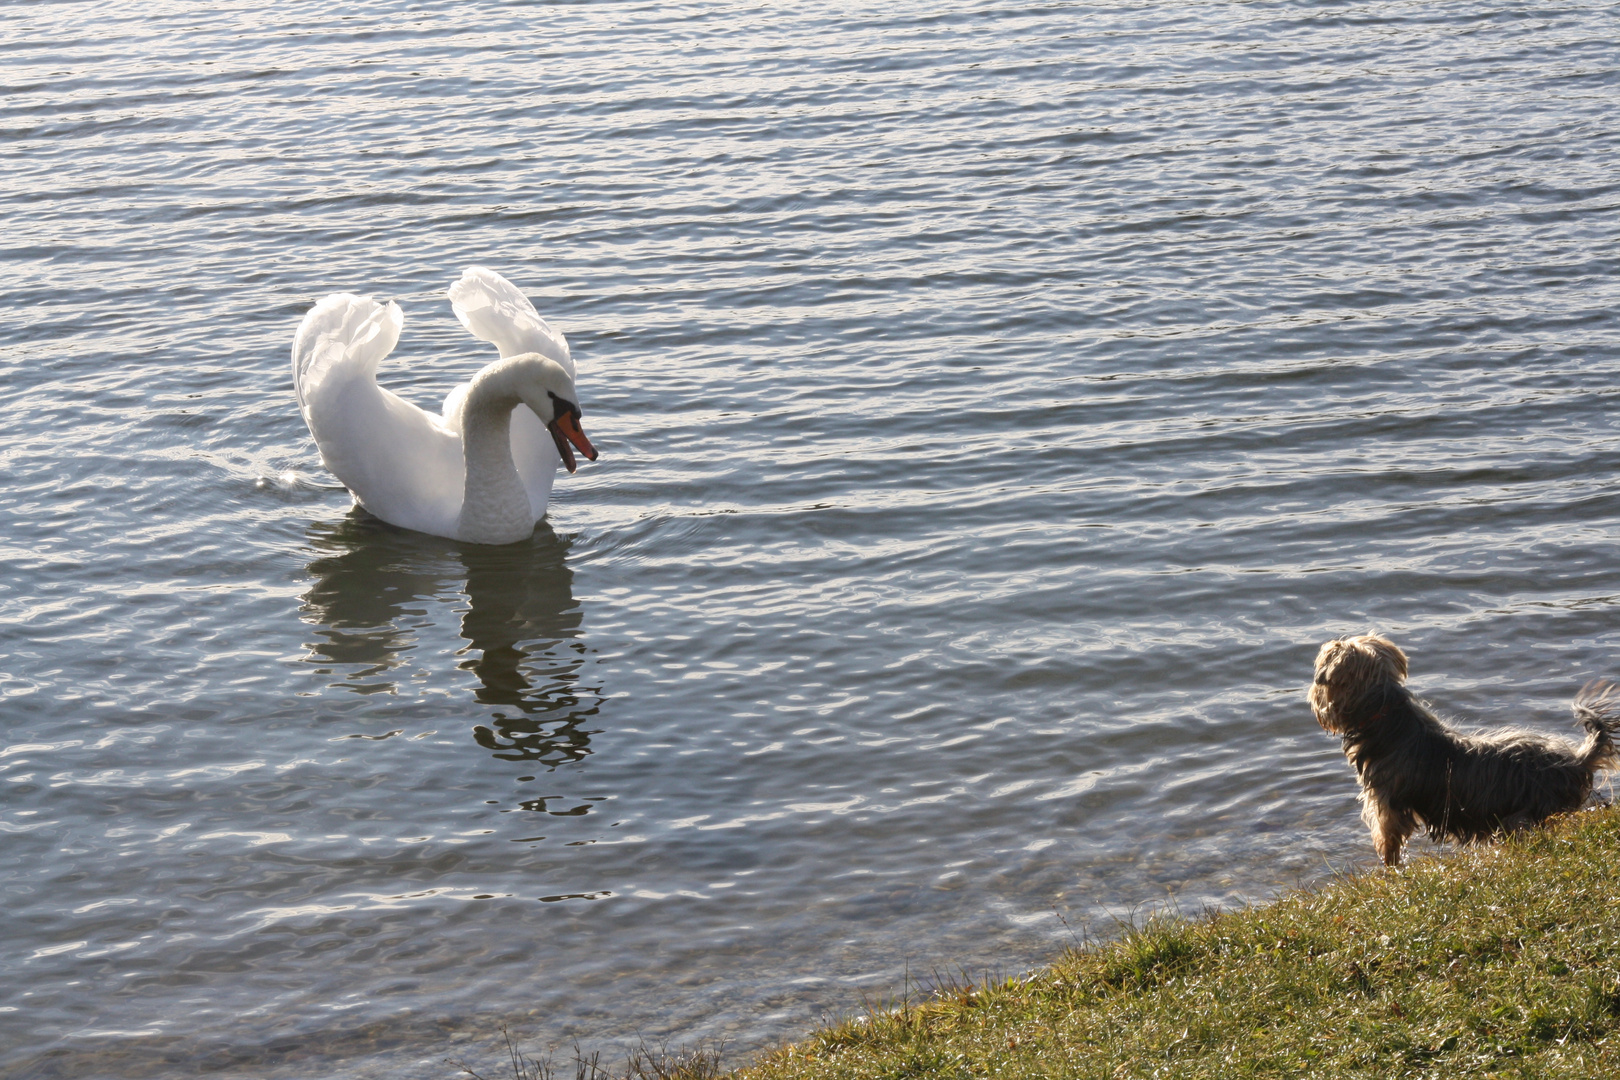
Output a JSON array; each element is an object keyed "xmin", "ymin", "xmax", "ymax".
[{"xmin": 3, "ymin": 1, "xmax": 1619, "ymax": 1076}]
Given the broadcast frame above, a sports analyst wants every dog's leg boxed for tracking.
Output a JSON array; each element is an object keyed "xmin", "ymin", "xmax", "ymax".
[{"xmin": 1362, "ymin": 793, "xmax": 1410, "ymax": 867}]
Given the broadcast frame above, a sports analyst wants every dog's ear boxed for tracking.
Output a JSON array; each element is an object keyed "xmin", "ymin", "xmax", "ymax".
[{"xmin": 1353, "ymin": 633, "xmax": 1408, "ymax": 684}]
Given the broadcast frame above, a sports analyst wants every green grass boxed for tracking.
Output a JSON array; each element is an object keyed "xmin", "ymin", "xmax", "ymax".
[{"xmin": 733, "ymin": 808, "xmax": 1620, "ymax": 1080}]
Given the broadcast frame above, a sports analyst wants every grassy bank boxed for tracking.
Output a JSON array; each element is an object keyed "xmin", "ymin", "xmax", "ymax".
[
  {"xmin": 736, "ymin": 808, "xmax": 1620, "ymax": 1079},
  {"xmin": 463, "ymin": 808, "xmax": 1620, "ymax": 1080}
]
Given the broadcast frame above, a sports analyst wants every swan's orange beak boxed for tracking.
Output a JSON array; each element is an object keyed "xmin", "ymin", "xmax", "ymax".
[{"xmin": 548, "ymin": 409, "xmax": 598, "ymax": 474}]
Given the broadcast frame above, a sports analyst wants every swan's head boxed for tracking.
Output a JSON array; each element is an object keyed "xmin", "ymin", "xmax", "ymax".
[{"xmin": 511, "ymin": 355, "xmax": 599, "ymax": 474}]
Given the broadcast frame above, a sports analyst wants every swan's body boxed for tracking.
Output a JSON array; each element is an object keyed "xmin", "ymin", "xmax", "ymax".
[{"xmin": 292, "ymin": 267, "xmax": 597, "ymax": 544}]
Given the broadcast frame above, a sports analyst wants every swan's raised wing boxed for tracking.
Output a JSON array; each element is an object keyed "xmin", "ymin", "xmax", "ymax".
[
  {"xmin": 292, "ymin": 294, "xmax": 464, "ymax": 537},
  {"xmin": 292, "ymin": 294, "xmax": 402, "ymax": 412},
  {"xmin": 448, "ymin": 266, "xmax": 574, "ymax": 378}
]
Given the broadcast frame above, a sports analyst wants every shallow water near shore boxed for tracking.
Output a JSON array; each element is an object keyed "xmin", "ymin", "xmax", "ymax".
[{"xmin": 3, "ymin": 1, "xmax": 1619, "ymax": 1077}]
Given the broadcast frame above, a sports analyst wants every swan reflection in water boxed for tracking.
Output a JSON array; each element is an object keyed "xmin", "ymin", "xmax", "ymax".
[{"xmin": 299, "ymin": 512, "xmax": 602, "ymax": 766}]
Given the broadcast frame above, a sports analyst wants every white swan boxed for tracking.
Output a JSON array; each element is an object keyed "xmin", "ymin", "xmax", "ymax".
[{"xmin": 291, "ymin": 267, "xmax": 598, "ymax": 544}]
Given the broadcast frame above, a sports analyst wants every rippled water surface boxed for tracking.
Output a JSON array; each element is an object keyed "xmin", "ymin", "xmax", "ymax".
[{"xmin": 4, "ymin": 1, "xmax": 1620, "ymax": 1076}]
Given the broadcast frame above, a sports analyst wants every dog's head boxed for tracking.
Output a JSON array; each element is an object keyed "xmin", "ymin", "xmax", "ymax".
[{"xmin": 1310, "ymin": 633, "xmax": 1408, "ymax": 735}]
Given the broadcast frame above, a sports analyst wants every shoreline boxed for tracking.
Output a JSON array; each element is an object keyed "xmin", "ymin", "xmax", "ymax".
[{"xmin": 590, "ymin": 808, "xmax": 1620, "ymax": 1079}]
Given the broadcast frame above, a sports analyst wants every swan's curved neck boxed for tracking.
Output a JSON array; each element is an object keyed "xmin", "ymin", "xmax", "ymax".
[{"xmin": 456, "ymin": 360, "xmax": 534, "ymax": 544}]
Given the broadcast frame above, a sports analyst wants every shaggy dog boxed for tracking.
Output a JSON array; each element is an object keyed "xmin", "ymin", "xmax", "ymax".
[{"xmin": 1310, "ymin": 633, "xmax": 1619, "ymax": 866}]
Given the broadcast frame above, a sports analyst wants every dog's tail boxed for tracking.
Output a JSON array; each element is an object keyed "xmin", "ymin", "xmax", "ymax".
[{"xmin": 1573, "ymin": 679, "xmax": 1620, "ymax": 770}]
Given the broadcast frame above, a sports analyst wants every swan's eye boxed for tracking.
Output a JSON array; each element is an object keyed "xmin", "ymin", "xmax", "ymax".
[{"xmin": 547, "ymin": 390, "xmax": 582, "ymax": 418}]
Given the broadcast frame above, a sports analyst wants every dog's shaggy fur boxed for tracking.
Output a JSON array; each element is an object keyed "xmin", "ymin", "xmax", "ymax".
[{"xmin": 1310, "ymin": 633, "xmax": 1620, "ymax": 866}]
